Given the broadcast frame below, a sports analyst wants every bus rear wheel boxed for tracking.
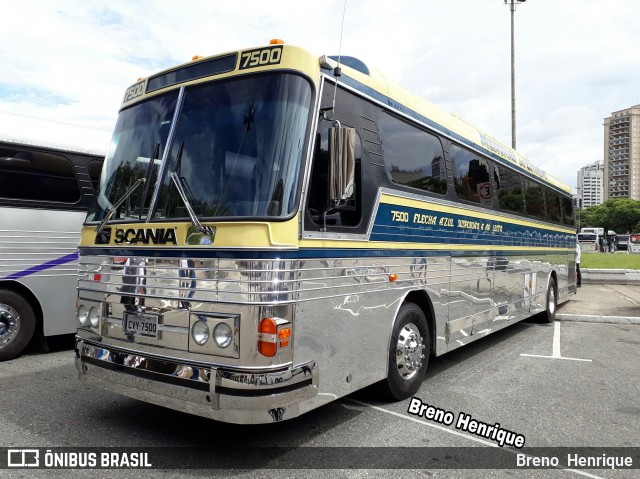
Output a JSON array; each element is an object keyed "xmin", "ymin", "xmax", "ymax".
[
  {"xmin": 380, "ymin": 302, "xmax": 430, "ymax": 400},
  {"xmin": 543, "ymin": 277, "xmax": 557, "ymax": 323},
  {"xmin": 0, "ymin": 290, "xmax": 36, "ymax": 361}
]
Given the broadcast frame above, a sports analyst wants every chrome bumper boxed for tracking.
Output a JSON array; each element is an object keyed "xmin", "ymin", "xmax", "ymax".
[{"xmin": 75, "ymin": 339, "xmax": 318, "ymax": 424}]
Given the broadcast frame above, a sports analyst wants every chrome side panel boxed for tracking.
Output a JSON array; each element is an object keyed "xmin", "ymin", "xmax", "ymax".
[
  {"xmin": 293, "ymin": 255, "xmax": 450, "ymax": 412},
  {"xmin": 78, "ymin": 248, "xmax": 570, "ymax": 420},
  {"xmin": 1, "ymin": 207, "xmax": 85, "ymax": 336}
]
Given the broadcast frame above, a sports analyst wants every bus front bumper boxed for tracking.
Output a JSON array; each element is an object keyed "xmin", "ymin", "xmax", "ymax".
[{"xmin": 75, "ymin": 339, "xmax": 318, "ymax": 424}]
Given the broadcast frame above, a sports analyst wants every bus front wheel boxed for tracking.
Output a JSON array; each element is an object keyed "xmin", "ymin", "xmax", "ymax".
[
  {"xmin": 0, "ymin": 290, "xmax": 36, "ymax": 361},
  {"xmin": 380, "ymin": 302, "xmax": 430, "ymax": 400}
]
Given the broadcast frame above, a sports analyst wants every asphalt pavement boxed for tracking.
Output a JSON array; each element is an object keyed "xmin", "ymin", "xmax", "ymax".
[{"xmin": 558, "ymin": 283, "xmax": 640, "ymax": 324}]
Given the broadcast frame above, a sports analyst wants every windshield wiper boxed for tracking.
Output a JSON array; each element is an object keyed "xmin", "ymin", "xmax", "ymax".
[
  {"xmin": 168, "ymin": 171, "xmax": 214, "ymax": 235},
  {"xmin": 138, "ymin": 142, "xmax": 160, "ymax": 219},
  {"xmin": 96, "ymin": 177, "xmax": 146, "ymax": 236}
]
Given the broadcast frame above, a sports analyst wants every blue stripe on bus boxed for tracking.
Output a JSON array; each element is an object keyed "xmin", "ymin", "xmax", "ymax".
[
  {"xmin": 78, "ymin": 247, "xmax": 571, "ymax": 261},
  {"xmin": 1, "ymin": 252, "xmax": 79, "ymax": 281},
  {"xmin": 371, "ymin": 203, "xmax": 575, "ymax": 248}
]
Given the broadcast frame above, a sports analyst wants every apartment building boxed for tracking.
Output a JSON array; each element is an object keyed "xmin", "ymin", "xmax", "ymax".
[
  {"xmin": 576, "ymin": 161, "xmax": 604, "ymax": 208},
  {"xmin": 604, "ymin": 105, "xmax": 640, "ymax": 200}
]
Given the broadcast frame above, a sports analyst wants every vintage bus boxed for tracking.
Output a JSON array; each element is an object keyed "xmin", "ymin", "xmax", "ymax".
[
  {"xmin": 75, "ymin": 41, "xmax": 576, "ymax": 424},
  {"xmin": 0, "ymin": 137, "xmax": 105, "ymax": 360}
]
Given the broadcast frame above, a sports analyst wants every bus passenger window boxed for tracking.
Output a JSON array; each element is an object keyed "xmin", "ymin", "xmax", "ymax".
[
  {"xmin": 451, "ymin": 145, "xmax": 491, "ymax": 204},
  {"xmin": 524, "ymin": 179, "xmax": 546, "ymax": 220},
  {"xmin": 307, "ymin": 119, "xmax": 362, "ymax": 228},
  {"xmin": 545, "ymin": 188, "xmax": 562, "ymax": 223},
  {"xmin": 561, "ymin": 196, "xmax": 575, "ymax": 226},
  {"xmin": 495, "ymin": 165, "xmax": 524, "ymax": 214},
  {"xmin": 0, "ymin": 147, "xmax": 80, "ymax": 203},
  {"xmin": 378, "ymin": 112, "xmax": 446, "ymax": 195}
]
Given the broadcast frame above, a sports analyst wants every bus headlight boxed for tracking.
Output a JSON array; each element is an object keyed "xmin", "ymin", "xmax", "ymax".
[
  {"xmin": 191, "ymin": 320, "xmax": 209, "ymax": 345},
  {"xmin": 188, "ymin": 313, "xmax": 239, "ymax": 357},
  {"xmin": 88, "ymin": 307, "xmax": 100, "ymax": 327},
  {"xmin": 78, "ymin": 305, "xmax": 89, "ymax": 326},
  {"xmin": 213, "ymin": 323, "xmax": 232, "ymax": 348}
]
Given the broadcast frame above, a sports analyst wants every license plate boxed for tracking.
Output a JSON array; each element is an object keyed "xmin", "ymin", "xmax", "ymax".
[{"xmin": 123, "ymin": 312, "xmax": 160, "ymax": 338}]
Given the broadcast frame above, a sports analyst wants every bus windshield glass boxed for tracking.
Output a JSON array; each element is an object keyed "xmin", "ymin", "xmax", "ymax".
[
  {"xmin": 87, "ymin": 92, "xmax": 178, "ymax": 222},
  {"xmin": 87, "ymin": 73, "xmax": 312, "ymax": 222}
]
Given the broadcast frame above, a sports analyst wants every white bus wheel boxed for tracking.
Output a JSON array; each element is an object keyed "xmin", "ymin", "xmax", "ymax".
[
  {"xmin": 380, "ymin": 302, "xmax": 430, "ymax": 400},
  {"xmin": 0, "ymin": 291, "xmax": 36, "ymax": 361}
]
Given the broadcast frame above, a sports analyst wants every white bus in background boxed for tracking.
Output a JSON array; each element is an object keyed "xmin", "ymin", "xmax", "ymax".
[
  {"xmin": 579, "ymin": 227, "xmax": 617, "ymax": 253},
  {"xmin": 0, "ymin": 113, "xmax": 108, "ymax": 360},
  {"xmin": 628, "ymin": 234, "xmax": 640, "ymax": 254}
]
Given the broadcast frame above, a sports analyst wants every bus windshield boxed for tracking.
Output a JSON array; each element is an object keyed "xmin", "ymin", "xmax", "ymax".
[{"xmin": 87, "ymin": 72, "xmax": 312, "ymax": 222}]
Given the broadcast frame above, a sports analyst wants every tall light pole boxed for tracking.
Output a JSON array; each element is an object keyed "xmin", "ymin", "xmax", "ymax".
[{"xmin": 506, "ymin": 0, "xmax": 526, "ymax": 150}]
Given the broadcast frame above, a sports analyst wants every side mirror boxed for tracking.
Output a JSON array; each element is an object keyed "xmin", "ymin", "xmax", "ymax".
[{"xmin": 328, "ymin": 126, "xmax": 356, "ymax": 206}]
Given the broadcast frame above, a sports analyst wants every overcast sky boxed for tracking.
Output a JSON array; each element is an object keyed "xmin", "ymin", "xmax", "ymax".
[{"xmin": 2, "ymin": 0, "xmax": 639, "ymax": 191}]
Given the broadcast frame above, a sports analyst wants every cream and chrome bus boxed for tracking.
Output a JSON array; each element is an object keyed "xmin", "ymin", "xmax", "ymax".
[{"xmin": 75, "ymin": 41, "xmax": 576, "ymax": 424}]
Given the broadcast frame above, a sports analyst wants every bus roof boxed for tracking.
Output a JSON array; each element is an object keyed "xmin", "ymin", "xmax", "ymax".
[
  {"xmin": 121, "ymin": 42, "xmax": 571, "ymax": 195},
  {"xmin": 319, "ymin": 55, "xmax": 572, "ymax": 195}
]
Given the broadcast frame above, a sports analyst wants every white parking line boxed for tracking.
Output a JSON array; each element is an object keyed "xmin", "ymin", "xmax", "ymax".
[
  {"xmin": 520, "ymin": 321, "xmax": 592, "ymax": 362},
  {"xmin": 348, "ymin": 398, "xmax": 605, "ymax": 479}
]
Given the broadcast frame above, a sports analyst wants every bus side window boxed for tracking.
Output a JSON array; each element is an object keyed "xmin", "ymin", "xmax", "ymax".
[
  {"xmin": 378, "ymin": 112, "xmax": 447, "ymax": 195},
  {"xmin": 545, "ymin": 187, "xmax": 562, "ymax": 223},
  {"xmin": 496, "ymin": 164, "xmax": 524, "ymax": 214},
  {"xmin": 451, "ymin": 144, "xmax": 491, "ymax": 204},
  {"xmin": 307, "ymin": 119, "xmax": 362, "ymax": 228},
  {"xmin": 561, "ymin": 196, "xmax": 575, "ymax": 227},
  {"xmin": 524, "ymin": 179, "xmax": 546, "ymax": 220},
  {"xmin": 0, "ymin": 146, "xmax": 80, "ymax": 203}
]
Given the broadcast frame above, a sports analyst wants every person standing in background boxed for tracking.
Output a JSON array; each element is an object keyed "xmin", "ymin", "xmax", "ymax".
[{"xmin": 576, "ymin": 241, "xmax": 582, "ymax": 288}]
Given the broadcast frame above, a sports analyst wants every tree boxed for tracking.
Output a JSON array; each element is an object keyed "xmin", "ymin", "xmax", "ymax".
[
  {"xmin": 589, "ymin": 201, "xmax": 615, "ymax": 233},
  {"xmin": 609, "ymin": 198, "xmax": 640, "ymax": 233},
  {"xmin": 578, "ymin": 204, "xmax": 600, "ymax": 229},
  {"xmin": 582, "ymin": 198, "xmax": 640, "ymax": 233}
]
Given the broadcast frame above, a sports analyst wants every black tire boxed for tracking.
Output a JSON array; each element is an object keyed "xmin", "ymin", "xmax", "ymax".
[
  {"xmin": 0, "ymin": 290, "xmax": 36, "ymax": 361},
  {"xmin": 542, "ymin": 277, "xmax": 557, "ymax": 323},
  {"xmin": 379, "ymin": 302, "xmax": 430, "ymax": 400}
]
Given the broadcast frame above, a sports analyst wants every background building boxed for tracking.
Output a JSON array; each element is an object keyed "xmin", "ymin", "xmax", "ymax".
[
  {"xmin": 604, "ymin": 105, "xmax": 640, "ymax": 200},
  {"xmin": 576, "ymin": 161, "xmax": 604, "ymax": 208}
]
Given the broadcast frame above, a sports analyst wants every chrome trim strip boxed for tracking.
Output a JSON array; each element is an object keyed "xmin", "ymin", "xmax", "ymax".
[
  {"xmin": 76, "ymin": 339, "xmax": 318, "ymax": 395},
  {"xmin": 79, "ymin": 341, "xmax": 211, "ymax": 389},
  {"xmin": 298, "ymin": 70, "xmax": 325, "ymax": 238},
  {"xmin": 76, "ymin": 334, "xmax": 290, "ymax": 372}
]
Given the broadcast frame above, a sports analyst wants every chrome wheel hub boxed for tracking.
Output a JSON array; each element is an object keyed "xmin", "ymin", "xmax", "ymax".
[
  {"xmin": 0, "ymin": 304, "xmax": 20, "ymax": 347},
  {"xmin": 395, "ymin": 323, "xmax": 425, "ymax": 380}
]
